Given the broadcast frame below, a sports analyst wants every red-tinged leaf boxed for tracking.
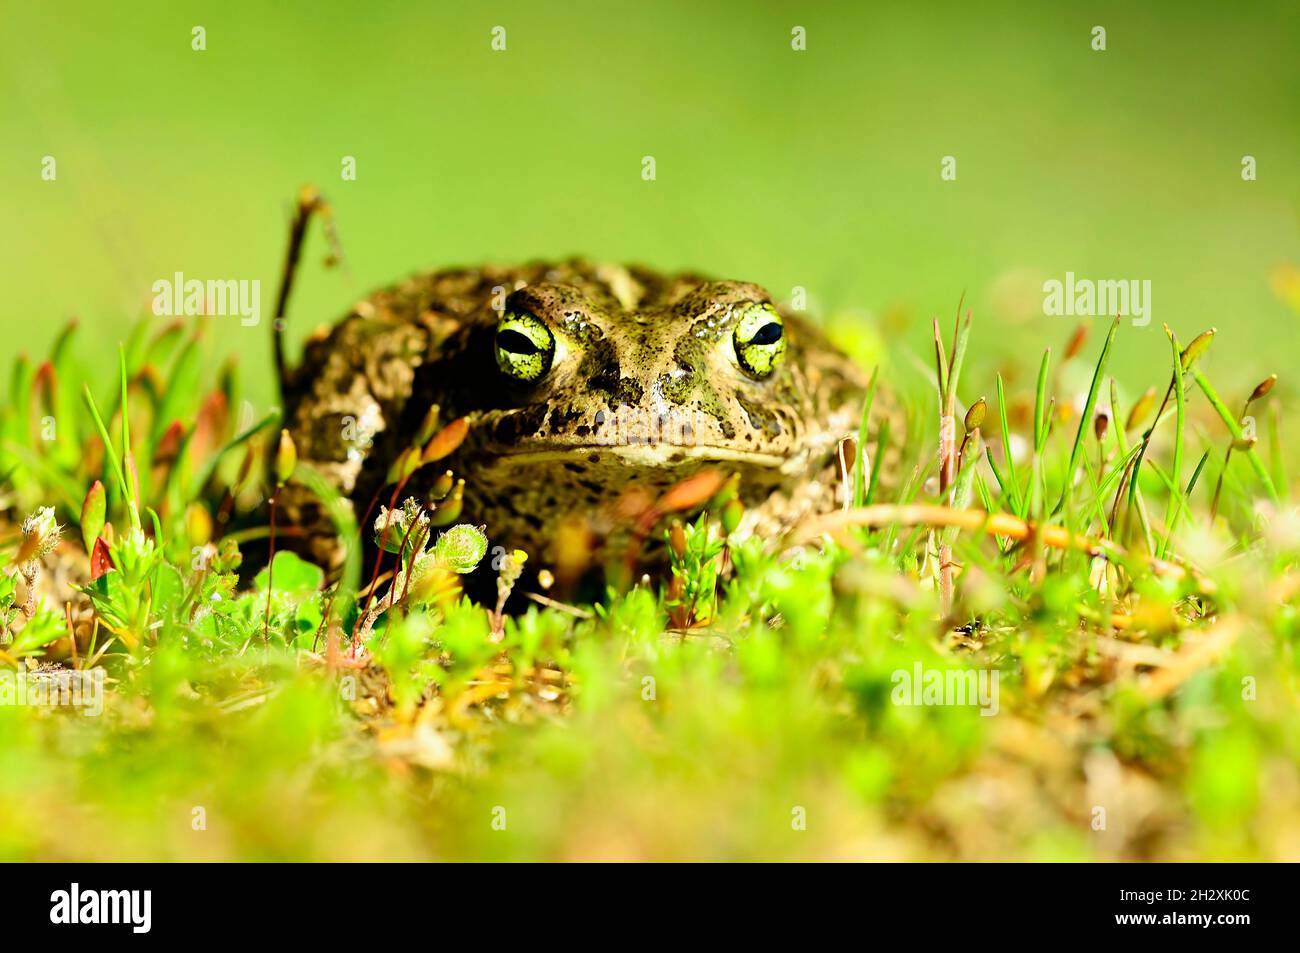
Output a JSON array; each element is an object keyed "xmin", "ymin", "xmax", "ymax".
[
  {"xmin": 83, "ymin": 433, "xmax": 105, "ymax": 478},
  {"xmin": 32, "ymin": 360, "xmax": 58, "ymax": 409},
  {"xmin": 659, "ymin": 469, "xmax": 726, "ymax": 513},
  {"xmin": 153, "ymin": 420, "xmax": 185, "ymax": 465},
  {"xmin": 90, "ymin": 536, "xmax": 115, "ymax": 581},
  {"xmin": 422, "ymin": 417, "xmax": 469, "ymax": 463},
  {"xmin": 81, "ymin": 480, "xmax": 106, "ymax": 552},
  {"xmin": 1063, "ymin": 323, "xmax": 1090, "ymax": 361},
  {"xmin": 192, "ymin": 389, "xmax": 229, "ymax": 459},
  {"xmin": 614, "ymin": 486, "xmax": 655, "ymax": 522}
]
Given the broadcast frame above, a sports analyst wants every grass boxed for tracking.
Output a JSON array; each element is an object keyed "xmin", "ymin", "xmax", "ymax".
[{"xmin": 0, "ymin": 305, "xmax": 1298, "ymax": 861}]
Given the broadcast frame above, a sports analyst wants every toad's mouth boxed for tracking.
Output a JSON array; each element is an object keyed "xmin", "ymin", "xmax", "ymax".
[{"xmin": 491, "ymin": 442, "xmax": 789, "ymax": 470}]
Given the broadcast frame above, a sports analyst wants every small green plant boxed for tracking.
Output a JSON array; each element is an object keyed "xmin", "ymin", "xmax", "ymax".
[
  {"xmin": 664, "ymin": 514, "xmax": 726, "ymax": 630},
  {"xmin": 354, "ymin": 500, "xmax": 487, "ymax": 646}
]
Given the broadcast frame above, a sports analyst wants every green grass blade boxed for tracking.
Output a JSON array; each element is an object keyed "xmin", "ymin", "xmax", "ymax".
[
  {"xmin": 1191, "ymin": 367, "xmax": 1278, "ymax": 501},
  {"xmin": 995, "ymin": 373, "xmax": 1021, "ymax": 514},
  {"xmin": 82, "ymin": 384, "xmax": 129, "ymax": 504},
  {"xmin": 1157, "ymin": 327, "xmax": 1186, "ymax": 559},
  {"xmin": 853, "ymin": 366, "xmax": 879, "ymax": 508},
  {"xmin": 1056, "ymin": 316, "xmax": 1119, "ymax": 516}
]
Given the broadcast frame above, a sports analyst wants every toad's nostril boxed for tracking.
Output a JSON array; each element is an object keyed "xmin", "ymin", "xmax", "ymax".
[{"xmin": 658, "ymin": 363, "xmax": 697, "ymax": 405}]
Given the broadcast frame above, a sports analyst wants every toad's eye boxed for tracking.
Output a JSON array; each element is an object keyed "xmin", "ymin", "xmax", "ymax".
[
  {"xmin": 495, "ymin": 311, "xmax": 555, "ymax": 383},
  {"xmin": 732, "ymin": 302, "xmax": 786, "ymax": 378}
]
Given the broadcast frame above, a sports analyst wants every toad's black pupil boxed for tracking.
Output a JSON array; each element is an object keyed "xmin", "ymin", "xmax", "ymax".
[
  {"xmin": 750, "ymin": 322, "xmax": 783, "ymax": 346},
  {"xmin": 498, "ymin": 329, "xmax": 541, "ymax": 354}
]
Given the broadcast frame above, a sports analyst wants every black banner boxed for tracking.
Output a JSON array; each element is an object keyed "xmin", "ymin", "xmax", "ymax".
[{"xmin": 0, "ymin": 862, "xmax": 1277, "ymax": 939}]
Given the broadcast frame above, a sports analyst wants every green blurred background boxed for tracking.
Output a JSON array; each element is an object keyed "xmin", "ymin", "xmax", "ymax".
[{"xmin": 2, "ymin": 0, "xmax": 1297, "ymax": 406}]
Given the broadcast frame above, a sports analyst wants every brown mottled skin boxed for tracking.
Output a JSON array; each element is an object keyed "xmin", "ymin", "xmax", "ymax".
[{"xmin": 280, "ymin": 261, "xmax": 876, "ymax": 574}]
